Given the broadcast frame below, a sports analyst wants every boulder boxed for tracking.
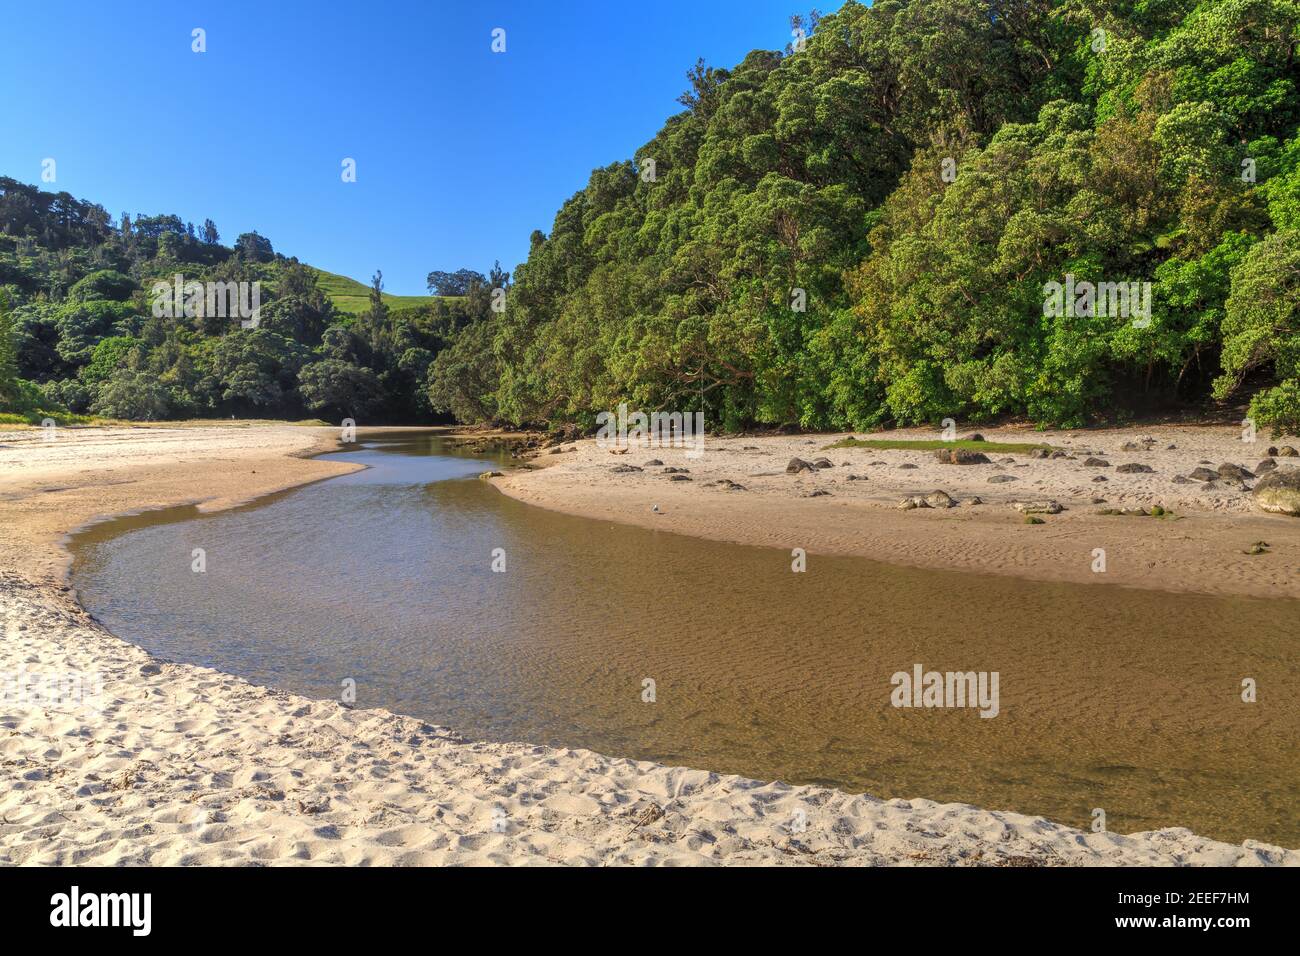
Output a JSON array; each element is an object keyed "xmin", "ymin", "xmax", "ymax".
[
  {"xmin": 1252, "ymin": 469, "xmax": 1300, "ymax": 515},
  {"xmin": 1083, "ymin": 457, "xmax": 1110, "ymax": 467},
  {"xmin": 1189, "ymin": 467, "xmax": 1219, "ymax": 482},
  {"xmin": 611, "ymin": 465, "xmax": 643, "ymax": 474},
  {"xmin": 1217, "ymin": 463, "xmax": 1255, "ymax": 481},
  {"xmin": 811, "ymin": 457, "xmax": 834, "ymax": 469},
  {"xmin": 1256, "ymin": 459, "xmax": 1278, "ymax": 475},
  {"xmin": 1014, "ymin": 501, "xmax": 1064, "ymax": 515},
  {"xmin": 786, "ymin": 458, "xmax": 814, "ymax": 474},
  {"xmin": 644, "ymin": 459, "xmax": 664, "ymax": 466},
  {"xmin": 934, "ymin": 448, "xmax": 991, "ymax": 464},
  {"xmin": 925, "ymin": 490, "xmax": 957, "ymax": 508},
  {"xmin": 962, "ymin": 433, "xmax": 986, "ymax": 442},
  {"xmin": 1281, "ymin": 447, "xmax": 1299, "ymax": 457},
  {"xmin": 899, "ymin": 463, "xmax": 919, "ymax": 470},
  {"xmin": 1029, "ymin": 448, "xmax": 1051, "ymax": 459},
  {"xmin": 1116, "ymin": 463, "xmax": 1155, "ymax": 474}
]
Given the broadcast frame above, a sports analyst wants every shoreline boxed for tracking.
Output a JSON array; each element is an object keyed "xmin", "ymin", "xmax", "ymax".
[
  {"xmin": 1, "ymin": 422, "xmax": 1295, "ymax": 865},
  {"xmin": 495, "ymin": 422, "xmax": 1300, "ymax": 600}
]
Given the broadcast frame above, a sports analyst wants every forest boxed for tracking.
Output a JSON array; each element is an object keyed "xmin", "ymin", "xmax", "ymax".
[{"xmin": 4, "ymin": 0, "xmax": 1300, "ymax": 434}]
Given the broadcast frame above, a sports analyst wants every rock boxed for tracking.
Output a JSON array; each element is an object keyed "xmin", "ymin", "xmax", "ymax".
[
  {"xmin": 1049, "ymin": 450, "xmax": 1069, "ymax": 459},
  {"xmin": 1121, "ymin": 441, "xmax": 1142, "ymax": 452},
  {"xmin": 1172, "ymin": 475, "xmax": 1191, "ymax": 484},
  {"xmin": 999, "ymin": 457, "xmax": 1016, "ymax": 463},
  {"xmin": 1256, "ymin": 459, "xmax": 1278, "ymax": 475},
  {"xmin": 610, "ymin": 465, "xmax": 642, "ymax": 474},
  {"xmin": 662, "ymin": 466, "xmax": 690, "ymax": 474},
  {"xmin": 667, "ymin": 474, "xmax": 692, "ymax": 482},
  {"xmin": 987, "ymin": 474, "xmax": 1018, "ymax": 483},
  {"xmin": 1092, "ymin": 475, "xmax": 1108, "ymax": 482},
  {"xmin": 786, "ymin": 458, "xmax": 814, "ymax": 474},
  {"xmin": 1029, "ymin": 448, "xmax": 1051, "ymax": 459},
  {"xmin": 1024, "ymin": 516, "xmax": 1045, "ymax": 525},
  {"xmin": 644, "ymin": 459, "xmax": 664, "ymax": 466},
  {"xmin": 899, "ymin": 463, "xmax": 919, "ymax": 470},
  {"xmin": 1267, "ymin": 447, "xmax": 1279, "ymax": 457},
  {"xmin": 1014, "ymin": 501, "xmax": 1064, "ymax": 515},
  {"xmin": 478, "ymin": 471, "xmax": 505, "ymax": 480},
  {"xmin": 1252, "ymin": 469, "xmax": 1300, "ymax": 515},
  {"xmin": 804, "ymin": 489, "xmax": 832, "ymax": 497},
  {"xmin": 964, "ymin": 496, "xmax": 983, "ymax": 506},
  {"xmin": 1281, "ymin": 446, "xmax": 1299, "ymax": 457},
  {"xmin": 1116, "ymin": 463, "xmax": 1155, "ymax": 474},
  {"xmin": 1083, "ymin": 457, "xmax": 1110, "ymax": 467},
  {"xmin": 934, "ymin": 448, "xmax": 991, "ymax": 464},
  {"xmin": 925, "ymin": 490, "xmax": 957, "ymax": 508},
  {"xmin": 809, "ymin": 457, "xmax": 833, "ymax": 469},
  {"xmin": 897, "ymin": 497, "xmax": 929, "ymax": 510},
  {"xmin": 846, "ymin": 474, "xmax": 869, "ymax": 481},
  {"xmin": 1189, "ymin": 467, "xmax": 1220, "ymax": 482},
  {"xmin": 1217, "ymin": 463, "xmax": 1254, "ymax": 481},
  {"xmin": 962, "ymin": 433, "xmax": 986, "ymax": 442},
  {"xmin": 1090, "ymin": 497, "xmax": 1107, "ymax": 504},
  {"xmin": 1166, "ymin": 444, "xmax": 1177, "ymax": 450}
]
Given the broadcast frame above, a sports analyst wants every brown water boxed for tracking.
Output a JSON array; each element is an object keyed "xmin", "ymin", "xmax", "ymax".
[{"xmin": 70, "ymin": 433, "xmax": 1299, "ymax": 846}]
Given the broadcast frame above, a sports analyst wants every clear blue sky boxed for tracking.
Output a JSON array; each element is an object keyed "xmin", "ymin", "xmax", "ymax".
[{"xmin": 1, "ymin": 1, "xmax": 839, "ymax": 295}]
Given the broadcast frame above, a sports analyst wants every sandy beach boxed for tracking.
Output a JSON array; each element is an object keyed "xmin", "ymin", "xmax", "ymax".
[
  {"xmin": 496, "ymin": 423, "xmax": 1300, "ymax": 600},
  {"xmin": 1, "ymin": 422, "xmax": 1295, "ymax": 865}
]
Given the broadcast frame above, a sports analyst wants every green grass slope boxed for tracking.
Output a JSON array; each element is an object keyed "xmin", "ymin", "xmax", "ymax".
[{"xmin": 310, "ymin": 268, "xmax": 438, "ymax": 314}]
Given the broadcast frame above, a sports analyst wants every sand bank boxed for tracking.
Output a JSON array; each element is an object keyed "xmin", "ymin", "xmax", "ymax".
[{"xmin": 497, "ymin": 423, "xmax": 1300, "ymax": 600}]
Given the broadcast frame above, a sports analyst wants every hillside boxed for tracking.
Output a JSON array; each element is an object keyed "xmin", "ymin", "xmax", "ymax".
[
  {"xmin": 426, "ymin": 0, "xmax": 1300, "ymax": 437},
  {"xmin": 0, "ymin": 175, "xmax": 493, "ymax": 424},
  {"xmin": 309, "ymin": 268, "xmax": 441, "ymax": 315}
]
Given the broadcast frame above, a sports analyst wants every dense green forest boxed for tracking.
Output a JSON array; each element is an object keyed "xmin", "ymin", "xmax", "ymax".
[
  {"xmin": 4, "ymin": 0, "xmax": 1300, "ymax": 434},
  {"xmin": 430, "ymin": 0, "xmax": 1300, "ymax": 434},
  {"xmin": 0, "ymin": 177, "xmax": 500, "ymax": 423}
]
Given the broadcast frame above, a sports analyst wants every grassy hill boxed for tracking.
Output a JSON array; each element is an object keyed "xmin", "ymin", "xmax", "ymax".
[{"xmin": 310, "ymin": 268, "xmax": 438, "ymax": 315}]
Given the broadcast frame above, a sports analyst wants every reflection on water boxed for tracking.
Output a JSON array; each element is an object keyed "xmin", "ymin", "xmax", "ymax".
[{"xmin": 71, "ymin": 433, "xmax": 1300, "ymax": 846}]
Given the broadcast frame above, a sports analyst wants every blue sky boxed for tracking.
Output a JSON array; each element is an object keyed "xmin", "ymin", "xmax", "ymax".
[{"xmin": 1, "ymin": 1, "xmax": 839, "ymax": 295}]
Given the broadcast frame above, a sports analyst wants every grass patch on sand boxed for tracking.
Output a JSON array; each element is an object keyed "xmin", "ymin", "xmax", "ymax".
[
  {"xmin": 0, "ymin": 410, "xmax": 100, "ymax": 426},
  {"xmin": 825, "ymin": 437, "xmax": 1054, "ymax": 454}
]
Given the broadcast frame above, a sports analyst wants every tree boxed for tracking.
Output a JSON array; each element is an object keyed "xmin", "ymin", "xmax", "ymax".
[
  {"xmin": 425, "ymin": 268, "xmax": 486, "ymax": 296},
  {"xmin": 235, "ymin": 231, "xmax": 274, "ymax": 262},
  {"xmin": 298, "ymin": 359, "xmax": 382, "ymax": 419},
  {"xmin": 0, "ymin": 290, "xmax": 18, "ymax": 405},
  {"xmin": 90, "ymin": 368, "xmax": 169, "ymax": 420},
  {"xmin": 201, "ymin": 219, "xmax": 220, "ymax": 245}
]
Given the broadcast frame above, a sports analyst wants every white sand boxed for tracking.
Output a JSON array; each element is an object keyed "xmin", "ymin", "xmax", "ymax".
[{"xmin": 0, "ymin": 423, "xmax": 1295, "ymax": 865}]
